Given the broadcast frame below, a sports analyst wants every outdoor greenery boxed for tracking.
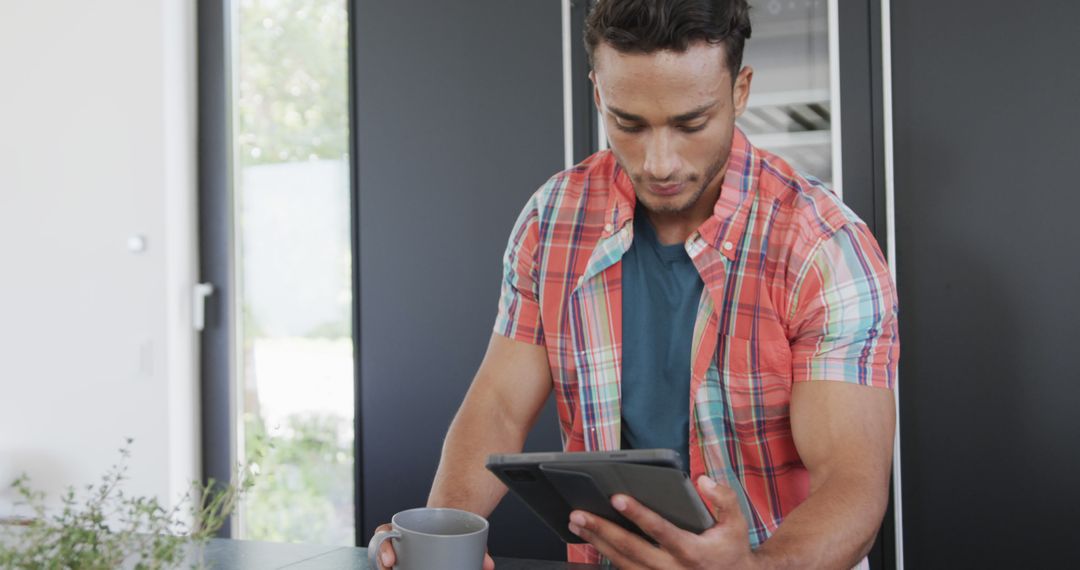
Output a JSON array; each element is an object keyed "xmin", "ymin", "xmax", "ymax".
[
  {"xmin": 235, "ymin": 0, "xmax": 352, "ymax": 344},
  {"xmin": 243, "ymin": 413, "xmax": 354, "ymax": 545},
  {"xmin": 236, "ymin": 0, "xmax": 349, "ymax": 166},
  {"xmin": 233, "ymin": 0, "xmax": 355, "ymax": 547},
  {"xmin": 0, "ymin": 440, "xmax": 255, "ymax": 570}
]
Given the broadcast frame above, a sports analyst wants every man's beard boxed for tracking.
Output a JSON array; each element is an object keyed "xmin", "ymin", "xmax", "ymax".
[{"xmin": 630, "ymin": 152, "xmax": 728, "ymax": 215}]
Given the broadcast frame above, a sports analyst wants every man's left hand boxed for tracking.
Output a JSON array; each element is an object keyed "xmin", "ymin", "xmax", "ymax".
[{"xmin": 567, "ymin": 476, "xmax": 759, "ymax": 570}]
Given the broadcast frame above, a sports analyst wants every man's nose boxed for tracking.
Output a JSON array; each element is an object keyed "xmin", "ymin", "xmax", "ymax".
[{"xmin": 643, "ymin": 131, "xmax": 679, "ymax": 181}]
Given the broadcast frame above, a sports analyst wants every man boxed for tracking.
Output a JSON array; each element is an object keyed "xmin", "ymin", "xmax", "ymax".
[{"xmin": 376, "ymin": 0, "xmax": 898, "ymax": 568}]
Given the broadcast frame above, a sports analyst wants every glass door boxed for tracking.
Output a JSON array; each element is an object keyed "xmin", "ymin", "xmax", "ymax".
[
  {"xmin": 199, "ymin": 0, "xmax": 357, "ymax": 546},
  {"xmin": 231, "ymin": 0, "xmax": 354, "ymax": 545}
]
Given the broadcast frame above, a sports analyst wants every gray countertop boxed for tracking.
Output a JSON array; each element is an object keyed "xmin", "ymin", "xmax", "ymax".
[
  {"xmin": 196, "ymin": 538, "xmax": 599, "ymax": 569},
  {"xmin": 0, "ymin": 526, "xmax": 596, "ymax": 569}
]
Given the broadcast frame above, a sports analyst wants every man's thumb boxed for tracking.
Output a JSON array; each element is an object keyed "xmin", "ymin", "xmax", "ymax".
[{"xmin": 697, "ymin": 475, "xmax": 737, "ymax": 522}]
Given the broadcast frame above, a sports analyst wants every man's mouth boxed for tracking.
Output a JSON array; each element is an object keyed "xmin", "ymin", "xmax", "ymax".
[{"xmin": 648, "ymin": 182, "xmax": 685, "ymax": 196}]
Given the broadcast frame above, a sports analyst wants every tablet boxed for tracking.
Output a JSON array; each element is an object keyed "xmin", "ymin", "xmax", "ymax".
[{"xmin": 486, "ymin": 449, "xmax": 714, "ymax": 544}]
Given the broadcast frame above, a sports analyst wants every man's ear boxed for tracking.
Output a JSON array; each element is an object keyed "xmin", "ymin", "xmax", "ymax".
[
  {"xmin": 733, "ymin": 65, "xmax": 754, "ymax": 117},
  {"xmin": 590, "ymin": 70, "xmax": 602, "ymax": 110}
]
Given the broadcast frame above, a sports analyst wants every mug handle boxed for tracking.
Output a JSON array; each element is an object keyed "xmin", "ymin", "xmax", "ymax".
[{"xmin": 367, "ymin": 529, "xmax": 402, "ymax": 569}]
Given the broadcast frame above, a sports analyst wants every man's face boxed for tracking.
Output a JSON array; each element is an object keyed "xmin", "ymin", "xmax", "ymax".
[{"xmin": 591, "ymin": 42, "xmax": 752, "ymax": 218}]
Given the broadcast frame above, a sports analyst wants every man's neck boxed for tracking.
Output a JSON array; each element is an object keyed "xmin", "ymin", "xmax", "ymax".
[{"xmin": 642, "ymin": 179, "xmax": 723, "ymax": 246}]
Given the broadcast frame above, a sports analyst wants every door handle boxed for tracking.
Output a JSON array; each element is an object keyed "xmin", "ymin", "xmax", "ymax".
[{"xmin": 193, "ymin": 282, "xmax": 215, "ymax": 331}]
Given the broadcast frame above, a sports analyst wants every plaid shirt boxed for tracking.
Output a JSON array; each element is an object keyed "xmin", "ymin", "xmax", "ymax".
[{"xmin": 495, "ymin": 128, "xmax": 898, "ymax": 565}]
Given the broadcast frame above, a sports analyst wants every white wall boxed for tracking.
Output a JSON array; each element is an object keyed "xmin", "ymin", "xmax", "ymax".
[{"xmin": 0, "ymin": 0, "xmax": 199, "ymax": 514}]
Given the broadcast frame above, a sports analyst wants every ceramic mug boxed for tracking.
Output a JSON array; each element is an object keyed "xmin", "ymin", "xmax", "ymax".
[{"xmin": 367, "ymin": 507, "xmax": 489, "ymax": 570}]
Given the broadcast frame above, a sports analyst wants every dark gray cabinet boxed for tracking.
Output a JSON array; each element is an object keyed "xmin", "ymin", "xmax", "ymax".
[
  {"xmin": 891, "ymin": 1, "xmax": 1080, "ymax": 566},
  {"xmin": 352, "ymin": 0, "xmax": 566, "ymax": 560}
]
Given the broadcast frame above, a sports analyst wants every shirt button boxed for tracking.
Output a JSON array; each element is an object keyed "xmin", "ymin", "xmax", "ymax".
[
  {"xmin": 604, "ymin": 223, "xmax": 614, "ymax": 233},
  {"xmin": 723, "ymin": 242, "xmax": 734, "ymax": 251}
]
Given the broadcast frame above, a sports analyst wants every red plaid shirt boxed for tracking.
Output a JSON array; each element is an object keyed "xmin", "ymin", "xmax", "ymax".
[{"xmin": 495, "ymin": 129, "xmax": 898, "ymax": 565}]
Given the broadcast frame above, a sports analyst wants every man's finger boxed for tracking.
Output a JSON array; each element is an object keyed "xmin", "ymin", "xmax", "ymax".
[
  {"xmin": 609, "ymin": 494, "xmax": 693, "ymax": 556},
  {"xmin": 569, "ymin": 509, "xmax": 663, "ymax": 569},
  {"xmin": 483, "ymin": 552, "xmax": 496, "ymax": 570},
  {"xmin": 697, "ymin": 475, "xmax": 740, "ymax": 524},
  {"xmin": 569, "ymin": 515, "xmax": 643, "ymax": 569},
  {"xmin": 373, "ymin": 523, "xmax": 397, "ymax": 569}
]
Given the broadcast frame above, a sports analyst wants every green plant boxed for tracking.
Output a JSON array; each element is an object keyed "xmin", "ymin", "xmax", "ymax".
[
  {"xmin": 242, "ymin": 412, "xmax": 353, "ymax": 545},
  {"xmin": 0, "ymin": 439, "xmax": 257, "ymax": 570},
  {"xmin": 236, "ymin": 0, "xmax": 349, "ymax": 166}
]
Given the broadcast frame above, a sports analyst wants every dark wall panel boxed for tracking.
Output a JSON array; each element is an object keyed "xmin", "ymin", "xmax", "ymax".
[
  {"xmin": 891, "ymin": 1, "xmax": 1080, "ymax": 566},
  {"xmin": 837, "ymin": 0, "xmax": 885, "ymax": 241},
  {"xmin": 354, "ymin": 0, "xmax": 565, "ymax": 560},
  {"xmin": 836, "ymin": 3, "xmax": 894, "ymax": 566}
]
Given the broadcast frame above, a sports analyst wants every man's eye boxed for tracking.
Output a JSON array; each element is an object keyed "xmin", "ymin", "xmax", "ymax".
[
  {"xmin": 615, "ymin": 122, "xmax": 644, "ymax": 133},
  {"xmin": 678, "ymin": 123, "xmax": 707, "ymax": 133}
]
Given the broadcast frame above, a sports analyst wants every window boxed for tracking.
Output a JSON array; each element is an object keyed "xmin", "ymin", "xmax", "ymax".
[{"xmin": 231, "ymin": 0, "xmax": 354, "ymax": 545}]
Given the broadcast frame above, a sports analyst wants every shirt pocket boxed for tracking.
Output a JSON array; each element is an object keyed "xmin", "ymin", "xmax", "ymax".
[{"xmin": 715, "ymin": 334, "xmax": 793, "ymax": 439}]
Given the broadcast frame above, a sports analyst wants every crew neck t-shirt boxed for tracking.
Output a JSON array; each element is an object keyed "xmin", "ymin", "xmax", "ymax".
[{"xmin": 619, "ymin": 213, "xmax": 704, "ymax": 472}]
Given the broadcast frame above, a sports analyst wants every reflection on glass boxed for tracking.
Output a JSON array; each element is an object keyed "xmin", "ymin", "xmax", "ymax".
[
  {"xmin": 739, "ymin": 0, "xmax": 835, "ymax": 186},
  {"xmin": 232, "ymin": 0, "xmax": 354, "ymax": 545}
]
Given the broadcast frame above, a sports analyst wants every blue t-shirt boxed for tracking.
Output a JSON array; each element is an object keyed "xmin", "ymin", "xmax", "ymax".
[{"xmin": 620, "ymin": 213, "xmax": 704, "ymax": 472}]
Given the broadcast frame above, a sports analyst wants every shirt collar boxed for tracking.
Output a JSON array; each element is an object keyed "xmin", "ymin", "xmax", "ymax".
[{"xmin": 605, "ymin": 128, "xmax": 757, "ymax": 260}]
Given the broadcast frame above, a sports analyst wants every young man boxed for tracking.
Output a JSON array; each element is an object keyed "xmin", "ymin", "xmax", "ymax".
[{"xmin": 376, "ymin": 1, "xmax": 898, "ymax": 568}]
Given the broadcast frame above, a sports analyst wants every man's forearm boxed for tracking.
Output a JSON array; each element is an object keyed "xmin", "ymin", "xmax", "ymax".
[
  {"xmin": 426, "ymin": 391, "xmax": 530, "ymax": 516},
  {"xmin": 751, "ymin": 473, "xmax": 889, "ymax": 569}
]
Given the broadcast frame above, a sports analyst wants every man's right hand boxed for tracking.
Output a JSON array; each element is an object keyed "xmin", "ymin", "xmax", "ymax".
[{"xmin": 372, "ymin": 523, "xmax": 496, "ymax": 570}]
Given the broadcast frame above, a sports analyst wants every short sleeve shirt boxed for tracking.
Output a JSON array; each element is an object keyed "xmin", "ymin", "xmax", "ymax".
[{"xmin": 494, "ymin": 128, "xmax": 899, "ymax": 565}]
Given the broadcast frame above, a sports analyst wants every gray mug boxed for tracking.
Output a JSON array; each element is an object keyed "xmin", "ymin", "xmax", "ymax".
[{"xmin": 367, "ymin": 507, "xmax": 489, "ymax": 570}]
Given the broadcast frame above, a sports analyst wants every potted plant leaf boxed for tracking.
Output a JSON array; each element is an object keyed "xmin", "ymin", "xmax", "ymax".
[{"xmin": 0, "ymin": 439, "xmax": 257, "ymax": 569}]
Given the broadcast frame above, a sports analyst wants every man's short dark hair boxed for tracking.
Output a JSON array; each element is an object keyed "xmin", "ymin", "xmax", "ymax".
[{"xmin": 584, "ymin": 0, "xmax": 752, "ymax": 81}]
